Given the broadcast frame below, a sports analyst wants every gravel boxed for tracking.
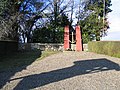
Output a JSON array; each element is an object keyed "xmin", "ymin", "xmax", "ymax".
[{"xmin": 0, "ymin": 51, "xmax": 120, "ymax": 90}]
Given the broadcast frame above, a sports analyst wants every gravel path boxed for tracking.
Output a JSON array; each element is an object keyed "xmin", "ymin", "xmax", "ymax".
[{"xmin": 0, "ymin": 51, "xmax": 120, "ymax": 90}]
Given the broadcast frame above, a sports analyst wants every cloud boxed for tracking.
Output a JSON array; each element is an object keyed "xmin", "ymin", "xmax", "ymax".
[
  {"xmin": 102, "ymin": 0, "xmax": 120, "ymax": 40},
  {"xmin": 107, "ymin": 0, "xmax": 120, "ymax": 33},
  {"xmin": 102, "ymin": 31, "xmax": 120, "ymax": 41}
]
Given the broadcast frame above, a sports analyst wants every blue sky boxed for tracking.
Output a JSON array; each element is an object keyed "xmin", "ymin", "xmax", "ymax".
[{"xmin": 102, "ymin": 0, "xmax": 120, "ymax": 41}]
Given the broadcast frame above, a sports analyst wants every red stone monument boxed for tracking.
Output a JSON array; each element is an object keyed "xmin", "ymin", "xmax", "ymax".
[
  {"xmin": 64, "ymin": 25, "xmax": 82, "ymax": 51},
  {"xmin": 64, "ymin": 25, "xmax": 69, "ymax": 50},
  {"xmin": 75, "ymin": 25, "xmax": 82, "ymax": 51}
]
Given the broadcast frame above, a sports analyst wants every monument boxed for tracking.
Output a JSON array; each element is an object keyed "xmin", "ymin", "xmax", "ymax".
[{"xmin": 64, "ymin": 25, "xmax": 83, "ymax": 51}]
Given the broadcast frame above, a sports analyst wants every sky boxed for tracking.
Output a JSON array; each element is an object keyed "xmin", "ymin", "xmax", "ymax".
[{"xmin": 102, "ymin": 0, "xmax": 120, "ymax": 41}]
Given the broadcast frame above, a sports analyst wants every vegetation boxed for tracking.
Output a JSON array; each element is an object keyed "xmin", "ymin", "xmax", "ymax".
[
  {"xmin": 39, "ymin": 50, "xmax": 60, "ymax": 60},
  {"xmin": 32, "ymin": 26, "xmax": 64, "ymax": 43},
  {"xmin": 0, "ymin": 50, "xmax": 60, "ymax": 71},
  {"xmin": 0, "ymin": 0, "xmax": 112, "ymax": 43},
  {"xmin": 32, "ymin": 0, "xmax": 71, "ymax": 43},
  {"xmin": 0, "ymin": 0, "xmax": 21, "ymax": 40},
  {"xmin": 78, "ymin": 0, "xmax": 112, "ymax": 43},
  {"xmin": 88, "ymin": 41, "xmax": 120, "ymax": 58}
]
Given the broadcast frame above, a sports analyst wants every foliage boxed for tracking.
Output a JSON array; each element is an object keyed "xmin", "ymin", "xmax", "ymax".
[
  {"xmin": 0, "ymin": 0, "xmax": 112, "ymax": 43},
  {"xmin": 32, "ymin": 26, "xmax": 64, "ymax": 43},
  {"xmin": 18, "ymin": 0, "xmax": 46, "ymax": 43},
  {"xmin": 39, "ymin": 50, "xmax": 61, "ymax": 60},
  {"xmin": 0, "ymin": 0, "xmax": 23, "ymax": 41},
  {"xmin": 0, "ymin": 0, "xmax": 71, "ymax": 43},
  {"xmin": 79, "ymin": 0, "xmax": 112, "ymax": 43},
  {"xmin": 39, "ymin": 0, "xmax": 71, "ymax": 43},
  {"xmin": 88, "ymin": 41, "xmax": 120, "ymax": 58},
  {"xmin": 80, "ymin": 13, "xmax": 104, "ymax": 43},
  {"xmin": 32, "ymin": 0, "xmax": 71, "ymax": 43},
  {"xmin": 19, "ymin": 0, "xmax": 70, "ymax": 43},
  {"xmin": 0, "ymin": 0, "xmax": 46, "ymax": 42}
]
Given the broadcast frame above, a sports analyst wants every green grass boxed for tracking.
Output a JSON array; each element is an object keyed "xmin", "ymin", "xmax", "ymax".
[
  {"xmin": 88, "ymin": 41, "xmax": 120, "ymax": 58},
  {"xmin": 39, "ymin": 51, "xmax": 60, "ymax": 60},
  {"xmin": 0, "ymin": 50, "xmax": 60, "ymax": 71}
]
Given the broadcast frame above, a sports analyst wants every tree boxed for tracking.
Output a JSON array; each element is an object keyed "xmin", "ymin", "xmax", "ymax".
[
  {"xmin": 32, "ymin": 0, "xmax": 72, "ymax": 43},
  {"xmin": 45, "ymin": 0, "xmax": 72, "ymax": 42},
  {"xmin": 0, "ymin": 0, "xmax": 76, "ymax": 43},
  {"xmin": 18, "ymin": 0, "xmax": 48, "ymax": 43},
  {"xmin": 32, "ymin": 26, "xmax": 64, "ymax": 43},
  {"xmin": 0, "ymin": 0, "xmax": 23, "ymax": 41},
  {"xmin": 0, "ymin": 0, "xmax": 48, "ymax": 42},
  {"xmin": 78, "ymin": 0, "xmax": 112, "ymax": 43}
]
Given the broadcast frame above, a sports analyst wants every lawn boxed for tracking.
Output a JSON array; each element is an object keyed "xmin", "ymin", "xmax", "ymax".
[{"xmin": 0, "ymin": 50, "xmax": 60, "ymax": 71}]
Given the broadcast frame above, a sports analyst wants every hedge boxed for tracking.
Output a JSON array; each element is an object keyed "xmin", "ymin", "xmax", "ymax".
[
  {"xmin": 0, "ymin": 40, "xmax": 18, "ymax": 56},
  {"xmin": 88, "ymin": 41, "xmax": 120, "ymax": 58}
]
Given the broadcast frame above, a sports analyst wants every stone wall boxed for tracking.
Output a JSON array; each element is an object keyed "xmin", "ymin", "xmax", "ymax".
[
  {"xmin": 83, "ymin": 44, "xmax": 88, "ymax": 51},
  {"xmin": 18, "ymin": 43, "xmax": 88, "ymax": 51},
  {"xmin": 18, "ymin": 43, "xmax": 64, "ymax": 51},
  {"xmin": 0, "ymin": 40, "xmax": 18, "ymax": 56}
]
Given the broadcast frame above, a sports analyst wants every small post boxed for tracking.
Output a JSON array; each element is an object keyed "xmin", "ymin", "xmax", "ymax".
[{"xmin": 64, "ymin": 25, "xmax": 69, "ymax": 50}]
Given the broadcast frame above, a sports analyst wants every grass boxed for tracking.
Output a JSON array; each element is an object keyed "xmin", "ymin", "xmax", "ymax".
[
  {"xmin": 0, "ymin": 50, "xmax": 60, "ymax": 71},
  {"xmin": 88, "ymin": 41, "xmax": 120, "ymax": 58},
  {"xmin": 39, "ymin": 51, "xmax": 60, "ymax": 60}
]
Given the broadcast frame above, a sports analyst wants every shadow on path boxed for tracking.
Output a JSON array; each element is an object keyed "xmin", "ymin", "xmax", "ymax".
[
  {"xmin": 0, "ymin": 50, "xmax": 41, "ymax": 89},
  {"xmin": 11, "ymin": 58, "xmax": 120, "ymax": 90}
]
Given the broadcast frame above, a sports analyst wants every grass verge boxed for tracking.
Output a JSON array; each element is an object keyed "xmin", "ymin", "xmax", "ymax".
[
  {"xmin": 39, "ymin": 51, "xmax": 60, "ymax": 60},
  {"xmin": 0, "ymin": 50, "xmax": 60, "ymax": 71},
  {"xmin": 88, "ymin": 41, "xmax": 120, "ymax": 58}
]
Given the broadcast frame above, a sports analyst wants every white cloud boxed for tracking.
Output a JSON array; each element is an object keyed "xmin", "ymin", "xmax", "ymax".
[
  {"xmin": 102, "ymin": 31, "xmax": 120, "ymax": 41},
  {"xmin": 108, "ymin": 19, "xmax": 120, "ymax": 32},
  {"xmin": 102, "ymin": 0, "xmax": 120, "ymax": 40}
]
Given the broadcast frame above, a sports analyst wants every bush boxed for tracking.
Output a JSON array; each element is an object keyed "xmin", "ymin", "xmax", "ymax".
[
  {"xmin": 0, "ymin": 40, "xmax": 18, "ymax": 56},
  {"xmin": 88, "ymin": 41, "xmax": 120, "ymax": 58}
]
